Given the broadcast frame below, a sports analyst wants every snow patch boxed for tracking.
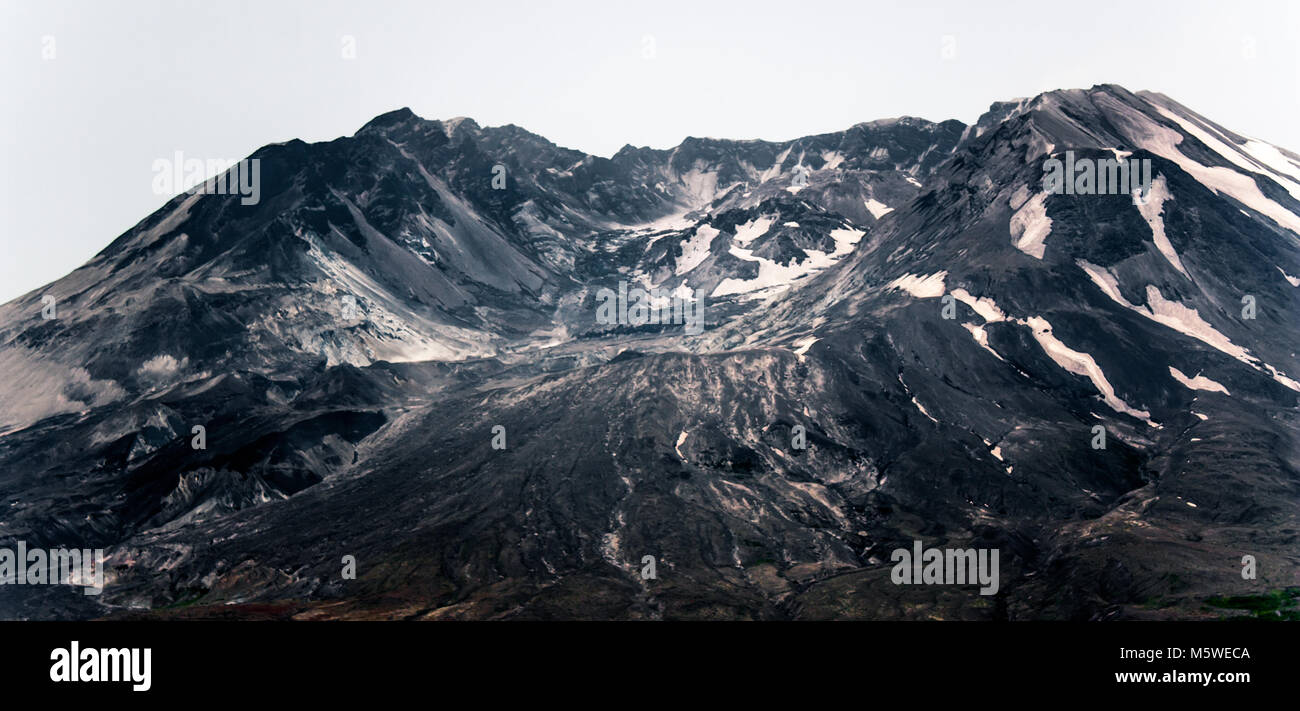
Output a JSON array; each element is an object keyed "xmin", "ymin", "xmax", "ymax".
[
  {"xmin": 792, "ymin": 335, "xmax": 819, "ymax": 362},
  {"xmin": 887, "ymin": 271, "xmax": 947, "ymax": 299},
  {"xmin": 1242, "ymin": 140, "xmax": 1300, "ymax": 193},
  {"xmin": 1135, "ymin": 105, "xmax": 1300, "ymax": 233},
  {"xmin": 864, "ymin": 198, "xmax": 893, "ymax": 218},
  {"xmin": 1143, "ymin": 286, "xmax": 1250, "ymax": 363},
  {"xmin": 1078, "ymin": 261, "xmax": 1127, "ymax": 305},
  {"xmin": 962, "ymin": 323, "xmax": 1005, "ymax": 361},
  {"xmin": 1080, "ymin": 263, "xmax": 1300, "ymax": 393},
  {"xmin": 732, "ymin": 217, "xmax": 773, "ymax": 245},
  {"xmin": 1023, "ymin": 316, "xmax": 1155, "ymax": 425},
  {"xmin": 949, "ymin": 288, "xmax": 1006, "ymax": 323},
  {"xmin": 713, "ymin": 244, "xmax": 837, "ymax": 296},
  {"xmin": 675, "ymin": 225, "xmax": 718, "ymax": 275},
  {"xmin": 911, "ymin": 396, "xmax": 939, "ymax": 423},
  {"xmin": 828, "ymin": 227, "xmax": 866, "ymax": 256},
  {"xmin": 1134, "ymin": 175, "xmax": 1190, "ymax": 278},
  {"xmin": 712, "ymin": 227, "xmax": 860, "ymax": 296},
  {"xmin": 1010, "ymin": 191, "xmax": 1052, "ymax": 259},
  {"xmin": 1169, "ymin": 366, "xmax": 1230, "ymax": 395}
]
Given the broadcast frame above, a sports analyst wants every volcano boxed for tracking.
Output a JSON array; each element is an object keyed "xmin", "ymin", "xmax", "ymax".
[{"xmin": 2, "ymin": 84, "xmax": 1298, "ymax": 620}]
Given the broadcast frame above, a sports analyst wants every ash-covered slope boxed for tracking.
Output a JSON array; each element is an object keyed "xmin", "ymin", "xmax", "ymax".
[
  {"xmin": 0, "ymin": 109, "xmax": 962, "ymax": 437},
  {"xmin": 2, "ymin": 85, "xmax": 1298, "ymax": 621},
  {"xmin": 700, "ymin": 83, "xmax": 1300, "ymax": 616}
]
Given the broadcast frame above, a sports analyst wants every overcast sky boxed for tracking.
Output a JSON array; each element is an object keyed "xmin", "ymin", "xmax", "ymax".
[{"xmin": 3, "ymin": 0, "xmax": 1299, "ymax": 303}]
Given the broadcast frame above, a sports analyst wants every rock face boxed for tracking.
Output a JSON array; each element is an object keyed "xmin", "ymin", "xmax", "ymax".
[{"xmin": 2, "ymin": 84, "xmax": 1298, "ymax": 620}]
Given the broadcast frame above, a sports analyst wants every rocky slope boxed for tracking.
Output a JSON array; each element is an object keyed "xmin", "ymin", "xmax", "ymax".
[{"xmin": 1, "ymin": 84, "xmax": 1297, "ymax": 620}]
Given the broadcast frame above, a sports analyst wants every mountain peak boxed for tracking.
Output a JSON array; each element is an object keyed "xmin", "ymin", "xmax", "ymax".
[
  {"xmin": 357, "ymin": 106, "xmax": 422, "ymax": 134},
  {"xmin": 442, "ymin": 116, "xmax": 481, "ymax": 137}
]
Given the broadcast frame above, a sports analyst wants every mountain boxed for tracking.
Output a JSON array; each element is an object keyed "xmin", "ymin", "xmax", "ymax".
[{"xmin": 2, "ymin": 84, "xmax": 1298, "ymax": 620}]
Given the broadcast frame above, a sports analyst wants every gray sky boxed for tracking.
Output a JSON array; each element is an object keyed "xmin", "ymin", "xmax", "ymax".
[{"xmin": 3, "ymin": 0, "xmax": 1299, "ymax": 303}]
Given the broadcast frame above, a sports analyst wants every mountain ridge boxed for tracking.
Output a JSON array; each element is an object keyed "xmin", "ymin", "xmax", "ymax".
[{"xmin": 2, "ymin": 83, "xmax": 1298, "ymax": 621}]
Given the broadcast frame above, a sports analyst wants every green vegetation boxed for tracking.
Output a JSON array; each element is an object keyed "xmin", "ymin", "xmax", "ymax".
[{"xmin": 1206, "ymin": 587, "xmax": 1300, "ymax": 620}]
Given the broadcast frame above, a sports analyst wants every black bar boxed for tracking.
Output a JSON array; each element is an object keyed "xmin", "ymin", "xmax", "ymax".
[{"xmin": 0, "ymin": 621, "xmax": 1286, "ymax": 699}]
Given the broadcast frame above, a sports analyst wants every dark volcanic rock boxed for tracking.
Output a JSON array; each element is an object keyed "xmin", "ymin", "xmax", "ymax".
[{"xmin": 2, "ymin": 85, "xmax": 1298, "ymax": 620}]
